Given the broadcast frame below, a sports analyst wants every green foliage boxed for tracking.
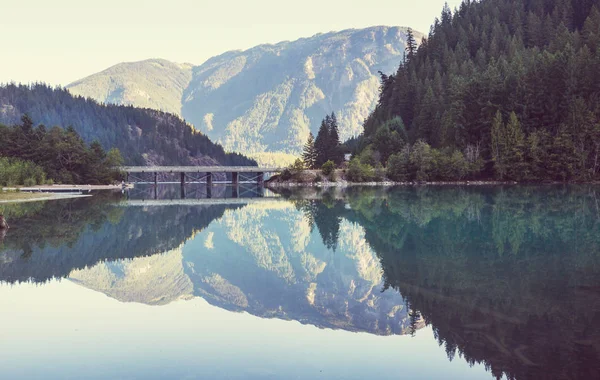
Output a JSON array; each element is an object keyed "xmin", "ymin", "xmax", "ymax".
[
  {"xmin": 321, "ymin": 160, "xmax": 336, "ymax": 176},
  {"xmin": 290, "ymin": 158, "xmax": 305, "ymax": 173},
  {"xmin": 0, "ymin": 157, "xmax": 47, "ymax": 187},
  {"xmin": 387, "ymin": 142, "xmax": 472, "ymax": 182},
  {"xmin": 357, "ymin": 0, "xmax": 600, "ymax": 182},
  {"xmin": 387, "ymin": 147, "xmax": 411, "ymax": 182},
  {"xmin": 347, "ymin": 149, "xmax": 384, "ymax": 182},
  {"xmin": 302, "ymin": 132, "xmax": 317, "ymax": 169},
  {"xmin": 0, "ymin": 115, "xmax": 124, "ymax": 184}
]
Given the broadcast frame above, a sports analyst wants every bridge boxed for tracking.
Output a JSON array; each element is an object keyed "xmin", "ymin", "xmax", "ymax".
[
  {"xmin": 121, "ymin": 166, "xmax": 281, "ymax": 185},
  {"xmin": 120, "ymin": 166, "xmax": 282, "ymax": 198}
]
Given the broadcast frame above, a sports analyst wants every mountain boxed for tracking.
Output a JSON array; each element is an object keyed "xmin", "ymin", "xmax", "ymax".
[
  {"xmin": 67, "ymin": 26, "xmax": 422, "ymax": 159},
  {"xmin": 0, "ymin": 84, "xmax": 254, "ymax": 166},
  {"xmin": 68, "ymin": 59, "xmax": 193, "ymax": 116}
]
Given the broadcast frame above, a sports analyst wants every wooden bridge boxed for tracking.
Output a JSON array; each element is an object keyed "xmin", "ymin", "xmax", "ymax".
[{"xmin": 121, "ymin": 166, "xmax": 281, "ymax": 186}]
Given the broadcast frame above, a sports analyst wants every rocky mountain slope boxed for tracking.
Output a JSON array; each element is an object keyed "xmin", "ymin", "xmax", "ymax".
[
  {"xmin": 68, "ymin": 59, "xmax": 193, "ymax": 116},
  {"xmin": 67, "ymin": 26, "xmax": 422, "ymax": 158}
]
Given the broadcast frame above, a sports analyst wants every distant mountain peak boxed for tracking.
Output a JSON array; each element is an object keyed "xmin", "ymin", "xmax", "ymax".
[{"xmin": 67, "ymin": 26, "xmax": 422, "ymax": 162}]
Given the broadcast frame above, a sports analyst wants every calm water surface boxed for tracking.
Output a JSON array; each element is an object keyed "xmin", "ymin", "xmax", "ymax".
[{"xmin": 1, "ymin": 185, "xmax": 599, "ymax": 380}]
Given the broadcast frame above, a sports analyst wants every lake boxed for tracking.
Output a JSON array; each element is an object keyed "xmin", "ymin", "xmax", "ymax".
[{"xmin": 0, "ymin": 185, "xmax": 599, "ymax": 380}]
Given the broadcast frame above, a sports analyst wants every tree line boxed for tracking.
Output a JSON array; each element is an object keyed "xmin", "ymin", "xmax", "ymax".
[
  {"xmin": 302, "ymin": 113, "xmax": 344, "ymax": 169},
  {"xmin": 0, "ymin": 115, "xmax": 123, "ymax": 185},
  {"xmin": 349, "ymin": 0, "xmax": 600, "ymax": 182},
  {"xmin": 0, "ymin": 84, "xmax": 255, "ymax": 166}
]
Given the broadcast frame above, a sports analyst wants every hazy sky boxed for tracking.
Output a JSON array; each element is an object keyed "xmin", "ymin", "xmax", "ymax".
[{"xmin": 1, "ymin": 0, "xmax": 462, "ymax": 86}]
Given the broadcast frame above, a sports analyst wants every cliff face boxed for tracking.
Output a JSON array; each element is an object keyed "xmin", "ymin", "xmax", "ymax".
[{"xmin": 67, "ymin": 27, "xmax": 422, "ymax": 158}]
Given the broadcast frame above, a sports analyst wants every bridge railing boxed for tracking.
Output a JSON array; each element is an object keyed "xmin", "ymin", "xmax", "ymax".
[{"xmin": 119, "ymin": 166, "xmax": 282, "ymax": 173}]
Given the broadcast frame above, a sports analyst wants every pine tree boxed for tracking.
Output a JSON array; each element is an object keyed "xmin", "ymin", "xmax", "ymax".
[
  {"xmin": 302, "ymin": 132, "xmax": 317, "ymax": 169},
  {"xmin": 328, "ymin": 112, "xmax": 344, "ymax": 164},
  {"xmin": 491, "ymin": 111, "xmax": 507, "ymax": 179},
  {"xmin": 314, "ymin": 119, "xmax": 330, "ymax": 167},
  {"xmin": 505, "ymin": 112, "xmax": 527, "ymax": 180},
  {"xmin": 406, "ymin": 28, "xmax": 418, "ymax": 61}
]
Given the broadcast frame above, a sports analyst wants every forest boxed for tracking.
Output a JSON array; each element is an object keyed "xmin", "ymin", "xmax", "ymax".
[
  {"xmin": 0, "ymin": 84, "xmax": 255, "ymax": 167},
  {"xmin": 349, "ymin": 0, "xmax": 600, "ymax": 182},
  {"xmin": 0, "ymin": 115, "xmax": 123, "ymax": 185}
]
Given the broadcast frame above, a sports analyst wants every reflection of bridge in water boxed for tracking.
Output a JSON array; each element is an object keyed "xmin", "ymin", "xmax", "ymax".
[
  {"xmin": 124, "ymin": 182, "xmax": 280, "ymax": 201},
  {"xmin": 120, "ymin": 198, "xmax": 287, "ymax": 206}
]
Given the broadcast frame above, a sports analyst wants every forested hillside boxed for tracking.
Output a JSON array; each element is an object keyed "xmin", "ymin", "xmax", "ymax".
[
  {"xmin": 355, "ymin": 0, "xmax": 600, "ymax": 182},
  {"xmin": 0, "ymin": 84, "xmax": 254, "ymax": 166},
  {"xmin": 0, "ymin": 115, "xmax": 123, "ymax": 185}
]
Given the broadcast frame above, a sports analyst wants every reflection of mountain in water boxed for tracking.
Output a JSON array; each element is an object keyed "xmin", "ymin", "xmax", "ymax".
[
  {"xmin": 182, "ymin": 202, "xmax": 416, "ymax": 335},
  {"xmin": 70, "ymin": 245, "xmax": 194, "ymax": 305},
  {"xmin": 0, "ymin": 192, "xmax": 420, "ymax": 336}
]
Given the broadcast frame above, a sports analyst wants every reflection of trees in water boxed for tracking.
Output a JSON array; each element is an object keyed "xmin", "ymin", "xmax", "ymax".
[
  {"xmin": 342, "ymin": 186, "xmax": 600, "ymax": 380},
  {"xmin": 295, "ymin": 192, "xmax": 345, "ymax": 252},
  {"xmin": 0, "ymin": 193, "xmax": 239, "ymax": 284}
]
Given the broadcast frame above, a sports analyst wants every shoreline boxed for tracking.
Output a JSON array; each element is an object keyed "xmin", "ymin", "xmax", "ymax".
[
  {"xmin": 265, "ymin": 180, "xmax": 600, "ymax": 188},
  {"xmin": 0, "ymin": 184, "xmax": 123, "ymax": 204},
  {"xmin": 0, "ymin": 193, "xmax": 93, "ymax": 204},
  {"xmin": 2, "ymin": 184, "xmax": 126, "ymax": 192}
]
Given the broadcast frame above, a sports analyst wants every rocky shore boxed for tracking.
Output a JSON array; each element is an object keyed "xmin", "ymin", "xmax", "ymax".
[{"xmin": 265, "ymin": 170, "xmax": 518, "ymax": 188}]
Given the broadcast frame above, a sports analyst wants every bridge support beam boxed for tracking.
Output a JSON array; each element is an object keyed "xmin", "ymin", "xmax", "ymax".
[
  {"xmin": 206, "ymin": 172, "xmax": 212, "ymax": 198},
  {"xmin": 232, "ymin": 172, "xmax": 239, "ymax": 186},
  {"xmin": 257, "ymin": 172, "xmax": 264, "ymax": 186},
  {"xmin": 180, "ymin": 172, "xmax": 186, "ymax": 199},
  {"xmin": 154, "ymin": 172, "xmax": 158, "ymax": 187}
]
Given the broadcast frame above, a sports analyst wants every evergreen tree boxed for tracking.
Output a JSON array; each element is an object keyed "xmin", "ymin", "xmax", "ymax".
[
  {"xmin": 491, "ymin": 111, "xmax": 507, "ymax": 179},
  {"xmin": 505, "ymin": 112, "xmax": 527, "ymax": 180},
  {"xmin": 406, "ymin": 27, "xmax": 418, "ymax": 61},
  {"xmin": 302, "ymin": 132, "xmax": 317, "ymax": 169},
  {"xmin": 315, "ymin": 119, "xmax": 330, "ymax": 167},
  {"xmin": 328, "ymin": 112, "xmax": 344, "ymax": 164}
]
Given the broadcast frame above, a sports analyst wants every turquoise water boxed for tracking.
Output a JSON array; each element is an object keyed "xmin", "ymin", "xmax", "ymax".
[{"xmin": 0, "ymin": 185, "xmax": 599, "ymax": 379}]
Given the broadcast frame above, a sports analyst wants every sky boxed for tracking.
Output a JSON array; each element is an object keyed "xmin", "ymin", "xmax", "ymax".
[{"xmin": 0, "ymin": 0, "xmax": 462, "ymax": 86}]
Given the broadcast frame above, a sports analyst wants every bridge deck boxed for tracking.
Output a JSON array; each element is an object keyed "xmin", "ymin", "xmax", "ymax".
[{"xmin": 121, "ymin": 166, "xmax": 281, "ymax": 173}]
